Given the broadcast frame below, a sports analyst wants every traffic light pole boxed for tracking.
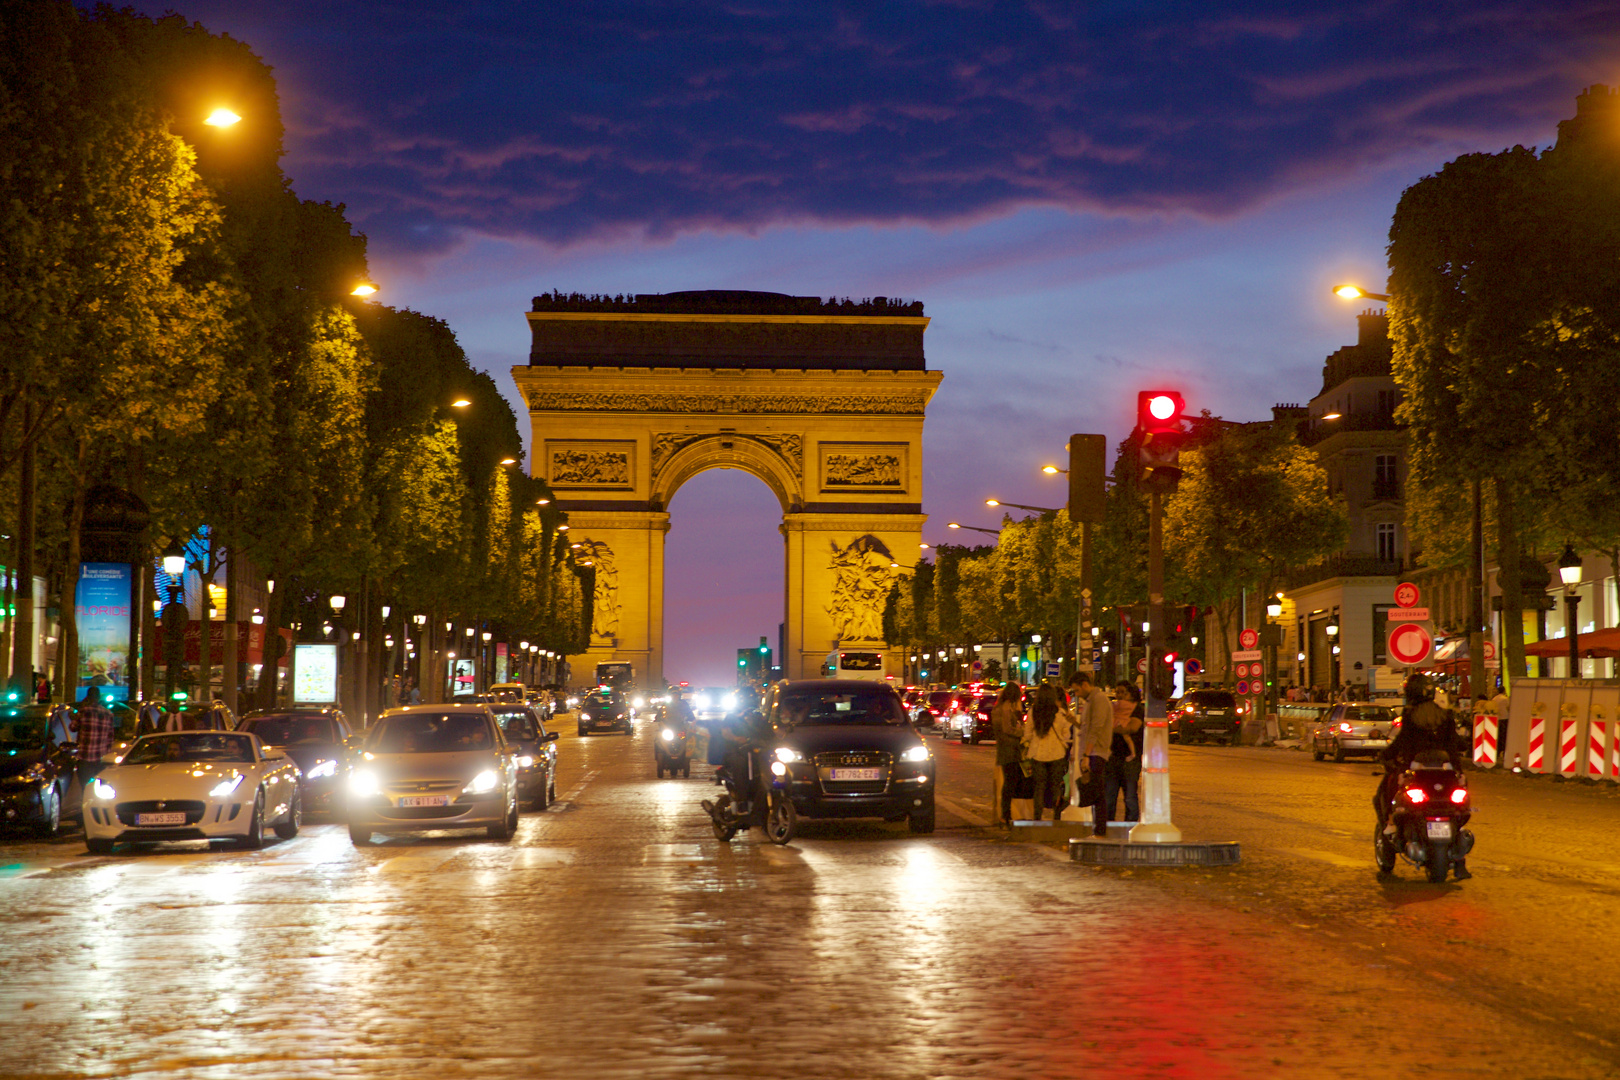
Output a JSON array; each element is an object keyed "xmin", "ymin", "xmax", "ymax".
[{"xmin": 1132, "ymin": 488, "xmax": 1182, "ymax": 843}]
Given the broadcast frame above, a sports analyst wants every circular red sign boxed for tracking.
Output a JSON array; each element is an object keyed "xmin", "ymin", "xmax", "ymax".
[
  {"xmin": 1185, "ymin": 659, "xmax": 1203, "ymax": 675},
  {"xmin": 1250, "ymin": 663, "xmax": 1263, "ymax": 679},
  {"xmin": 1136, "ymin": 657, "xmax": 1149, "ymax": 674},
  {"xmin": 1483, "ymin": 641, "xmax": 1497, "ymax": 660},
  {"xmin": 1236, "ymin": 680, "xmax": 1250, "ymax": 695},
  {"xmin": 1238, "ymin": 628, "xmax": 1259, "ymax": 650},
  {"xmin": 1388, "ymin": 623, "xmax": 1433, "ymax": 665},
  {"xmin": 1394, "ymin": 582, "xmax": 1420, "ymax": 609}
]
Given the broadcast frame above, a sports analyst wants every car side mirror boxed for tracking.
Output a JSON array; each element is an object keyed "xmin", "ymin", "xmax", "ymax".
[
  {"xmin": 542, "ymin": 731, "xmax": 560, "ymax": 743},
  {"xmin": 265, "ymin": 748, "xmax": 288, "ymax": 761}
]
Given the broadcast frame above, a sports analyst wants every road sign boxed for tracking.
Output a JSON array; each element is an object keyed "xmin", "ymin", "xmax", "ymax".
[
  {"xmin": 1136, "ymin": 657, "xmax": 1149, "ymax": 674},
  {"xmin": 1238, "ymin": 628, "xmax": 1260, "ymax": 650},
  {"xmin": 1045, "ymin": 661, "xmax": 1061, "ymax": 678},
  {"xmin": 1484, "ymin": 641, "xmax": 1499, "ymax": 669},
  {"xmin": 1236, "ymin": 680, "xmax": 1250, "ymax": 695},
  {"xmin": 1387, "ymin": 608, "xmax": 1430, "ymax": 622},
  {"xmin": 1236, "ymin": 663, "xmax": 1249, "ymax": 678},
  {"xmin": 1388, "ymin": 623, "xmax": 1433, "ymax": 666},
  {"xmin": 1231, "ymin": 649, "xmax": 1262, "ymax": 662},
  {"xmin": 1250, "ymin": 662, "xmax": 1263, "ymax": 679},
  {"xmin": 1394, "ymin": 582, "xmax": 1420, "ymax": 608},
  {"xmin": 1185, "ymin": 658, "xmax": 1203, "ymax": 675}
]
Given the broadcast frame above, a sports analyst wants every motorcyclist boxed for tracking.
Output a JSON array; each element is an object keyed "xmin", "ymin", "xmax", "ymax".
[
  {"xmin": 704, "ymin": 707, "xmax": 771, "ymax": 819},
  {"xmin": 1376, "ymin": 672, "xmax": 1470, "ymax": 878}
]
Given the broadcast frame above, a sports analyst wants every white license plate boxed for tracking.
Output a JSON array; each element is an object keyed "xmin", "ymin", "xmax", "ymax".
[
  {"xmin": 827, "ymin": 767, "xmax": 883, "ymax": 781},
  {"xmin": 135, "ymin": 812, "xmax": 186, "ymax": 826},
  {"xmin": 1426, "ymin": 819, "xmax": 1453, "ymax": 840},
  {"xmin": 1207, "ymin": 710, "xmax": 1228, "ymax": 716},
  {"xmin": 399, "ymin": 795, "xmax": 451, "ymax": 808}
]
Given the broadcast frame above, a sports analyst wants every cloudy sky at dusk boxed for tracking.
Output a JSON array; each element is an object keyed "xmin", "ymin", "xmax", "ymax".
[{"xmin": 133, "ymin": 1, "xmax": 1620, "ymax": 683}]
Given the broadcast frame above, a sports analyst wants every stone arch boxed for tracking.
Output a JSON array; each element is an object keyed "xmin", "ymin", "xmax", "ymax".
[{"xmin": 650, "ymin": 433, "xmax": 804, "ymax": 514}]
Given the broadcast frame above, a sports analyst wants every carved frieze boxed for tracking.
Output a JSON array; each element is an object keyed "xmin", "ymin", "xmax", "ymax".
[
  {"xmin": 825, "ymin": 454, "xmax": 901, "ymax": 487},
  {"xmin": 548, "ymin": 445, "xmax": 632, "ymax": 488},
  {"xmin": 532, "ymin": 391, "xmax": 930, "ymax": 415},
  {"xmin": 825, "ymin": 534, "xmax": 895, "ymax": 643},
  {"xmin": 649, "ymin": 431, "xmax": 805, "ymax": 479}
]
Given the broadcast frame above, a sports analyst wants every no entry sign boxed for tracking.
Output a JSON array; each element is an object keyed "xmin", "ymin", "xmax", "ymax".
[{"xmin": 1388, "ymin": 622, "xmax": 1433, "ymax": 666}]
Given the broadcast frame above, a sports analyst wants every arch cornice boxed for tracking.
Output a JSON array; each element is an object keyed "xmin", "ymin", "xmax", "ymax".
[{"xmin": 651, "ymin": 435, "xmax": 803, "ymax": 513}]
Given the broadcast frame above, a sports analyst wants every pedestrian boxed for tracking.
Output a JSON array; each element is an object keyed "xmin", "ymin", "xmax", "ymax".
[
  {"xmin": 72, "ymin": 687, "xmax": 116, "ymax": 790},
  {"xmin": 1021, "ymin": 684, "xmax": 1073, "ymax": 822},
  {"xmin": 990, "ymin": 683, "xmax": 1026, "ymax": 826},
  {"xmin": 1066, "ymin": 671, "xmax": 1111, "ymax": 809},
  {"xmin": 408, "ymin": 680, "xmax": 421, "ymax": 706},
  {"xmin": 35, "ymin": 673, "xmax": 50, "ymax": 704},
  {"xmin": 1107, "ymin": 681, "xmax": 1145, "ymax": 823},
  {"xmin": 1072, "ymin": 673, "xmax": 1114, "ymax": 836}
]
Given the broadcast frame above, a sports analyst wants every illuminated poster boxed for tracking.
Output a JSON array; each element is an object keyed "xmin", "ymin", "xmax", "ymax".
[
  {"xmin": 77, "ymin": 563, "xmax": 131, "ymax": 702},
  {"xmin": 450, "ymin": 657, "xmax": 476, "ymax": 697},
  {"xmin": 293, "ymin": 643, "xmax": 339, "ymax": 703},
  {"xmin": 495, "ymin": 642, "xmax": 508, "ymax": 684}
]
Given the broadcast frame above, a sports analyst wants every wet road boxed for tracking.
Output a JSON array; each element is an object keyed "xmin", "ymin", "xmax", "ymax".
[{"xmin": 1, "ymin": 719, "xmax": 1617, "ymax": 1079}]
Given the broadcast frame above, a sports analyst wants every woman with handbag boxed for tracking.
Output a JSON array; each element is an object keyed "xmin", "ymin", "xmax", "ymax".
[
  {"xmin": 990, "ymin": 684, "xmax": 1026, "ymax": 826},
  {"xmin": 1022, "ymin": 684, "xmax": 1073, "ymax": 822}
]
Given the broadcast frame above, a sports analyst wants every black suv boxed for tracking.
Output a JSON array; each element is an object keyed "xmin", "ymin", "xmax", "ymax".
[
  {"xmin": 764, "ymin": 680, "xmax": 936, "ymax": 833},
  {"xmin": 1172, "ymin": 690, "xmax": 1241, "ymax": 744},
  {"xmin": 578, "ymin": 690, "xmax": 633, "ymax": 736}
]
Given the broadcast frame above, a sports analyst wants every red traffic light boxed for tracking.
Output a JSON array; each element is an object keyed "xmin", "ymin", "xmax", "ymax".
[{"xmin": 1138, "ymin": 390, "xmax": 1185, "ymax": 433}]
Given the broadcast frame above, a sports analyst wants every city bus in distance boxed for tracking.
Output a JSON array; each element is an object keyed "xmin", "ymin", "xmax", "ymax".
[
  {"xmin": 822, "ymin": 650, "xmax": 885, "ymax": 682},
  {"xmin": 595, "ymin": 662, "xmax": 633, "ymax": 690}
]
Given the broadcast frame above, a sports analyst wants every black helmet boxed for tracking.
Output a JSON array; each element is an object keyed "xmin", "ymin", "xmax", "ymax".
[{"xmin": 1403, "ymin": 672, "xmax": 1433, "ymax": 706}]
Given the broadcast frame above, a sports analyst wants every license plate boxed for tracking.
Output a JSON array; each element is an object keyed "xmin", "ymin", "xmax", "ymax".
[
  {"xmin": 1208, "ymin": 710, "xmax": 1228, "ymax": 716},
  {"xmin": 399, "ymin": 796, "xmax": 451, "ymax": 808},
  {"xmin": 1426, "ymin": 819, "xmax": 1453, "ymax": 839},
  {"xmin": 827, "ymin": 767, "xmax": 883, "ymax": 781},
  {"xmin": 594, "ymin": 719, "xmax": 616, "ymax": 727},
  {"xmin": 135, "ymin": 812, "xmax": 186, "ymax": 826}
]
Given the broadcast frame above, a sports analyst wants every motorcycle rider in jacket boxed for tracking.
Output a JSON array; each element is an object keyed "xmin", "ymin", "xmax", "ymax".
[
  {"xmin": 1376, "ymin": 673, "xmax": 1470, "ymax": 879},
  {"xmin": 708, "ymin": 708, "xmax": 771, "ymax": 817}
]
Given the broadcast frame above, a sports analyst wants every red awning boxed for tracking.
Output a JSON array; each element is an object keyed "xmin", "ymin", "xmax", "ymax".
[{"xmin": 1522, "ymin": 627, "xmax": 1620, "ymax": 659}]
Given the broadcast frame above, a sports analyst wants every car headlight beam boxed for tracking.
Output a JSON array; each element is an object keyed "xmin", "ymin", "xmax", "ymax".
[
  {"xmin": 210, "ymin": 774, "xmax": 244, "ymax": 798},
  {"xmin": 349, "ymin": 770, "xmax": 381, "ymax": 797},
  {"xmin": 305, "ymin": 759, "xmax": 337, "ymax": 779},
  {"xmin": 463, "ymin": 770, "xmax": 499, "ymax": 795},
  {"xmin": 660, "ymin": 728, "xmax": 676, "ymax": 742},
  {"xmin": 90, "ymin": 779, "xmax": 116, "ymax": 801},
  {"xmin": 774, "ymin": 747, "xmax": 802, "ymax": 763},
  {"xmin": 903, "ymin": 746, "xmax": 930, "ymax": 763},
  {"xmin": 516, "ymin": 755, "xmax": 535, "ymax": 768}
]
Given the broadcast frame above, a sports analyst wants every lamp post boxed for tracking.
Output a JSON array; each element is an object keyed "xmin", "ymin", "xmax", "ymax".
[
  {"xmin": 946, "ymin": 522, "xmax": 999, "ymax": 537},
  {"xmin": 1560, "ymin": 544, "xmax": 1583, "ymax": 678},
  {"xmin": 1326, "ymin": 616, "xmax": 1341, "ymax": 695},
  {"xmin": 1265, "ymin": 595, "xmax": 1283, "ymax": 718},
  {"xmin": 984, "ymin": 498, "xmax": 1060, "ymax": 515}
]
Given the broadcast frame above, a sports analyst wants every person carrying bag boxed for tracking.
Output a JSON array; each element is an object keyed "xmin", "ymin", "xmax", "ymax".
[
  {"xmin": 1021, "ymin": 684, "xmax": 1073, "ymax": 822},
  {"xmin": 990, "ymin": 684, "xmax": 1028, "ymax": 826}
]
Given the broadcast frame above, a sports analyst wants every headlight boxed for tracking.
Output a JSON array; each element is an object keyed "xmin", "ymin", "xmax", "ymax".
[
  {"xmin": 305, "ymin": 759, "xmax": 337, "ymax": 779},
  {"xmin": 579, "ymin": 712, "xmax": 591, "ymax": 722},
  {"xmin": 770, "ymin": 760, "xmax": 787, "ymax": 777},
  {"xmin": 632, "ymin": 696, "xmax": 646, "ymax": 708},
  {"xmin": 349, "ymin": 770, "xmax": 380, "ymax": 796},
  {"xmin": 463, "ymin": 770, "xmax": 499, "ymax": 795},
  {"xmin": 774, "ymin": 747, "xmax": 801, "ymax": 763},
  {"xmin": 516, "ymin": 755, "xmax": 535, "ymax": 768},
  {"xmin": 210, "ymin": 774, "xmax": 244, "ymax": 798},
  {"xmin": 660, "ymin": 728, "xmax": 676, "ymax": 742},
  {"xmin": 903, "ymin": 746, "xmax": 930, "ymax": 762},
  {"xmin": 567, "ymin": 697, "xmax": 579, "ymax": 708},
  {"xmin": 90, "ymin": 779, "xmax": 116, "ymax": 801},
  {"xmin": 722, "ymin": 694, "xmax": 737, "ymax": 711}
]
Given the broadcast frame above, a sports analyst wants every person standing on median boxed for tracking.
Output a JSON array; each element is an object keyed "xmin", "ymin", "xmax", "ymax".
[
  {"xmin": 990, "ymin": 683, "xmax": 1026, "ymax": 826},
  {"xmin": 1108, "ymin": 682, "xmax": 1144, "ymax": 823},
  {"xmin": 1067, "ymin": 671, "xmax": 1114, "ymax": 836},
  {"xmin": 1022, "ymin": 684, "xmax": 1073, "ymax": 823}
]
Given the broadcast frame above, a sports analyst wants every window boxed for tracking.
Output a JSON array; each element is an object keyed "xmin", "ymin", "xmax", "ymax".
[
  {"xmin": 1377, "ymin": 389, "xmax": 1397, "ymax": 416},
  {"xmin": 1376, "ymin": 523, "xmax": 1398, "ymax": 563},
  {"xmin": 1373, "ymin": 454, "xmax": 1398, "ymax": 499}
]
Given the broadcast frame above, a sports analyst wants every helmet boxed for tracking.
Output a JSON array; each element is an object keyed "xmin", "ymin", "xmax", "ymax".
[{"xmin": 1403, "ymin": 672, "xmax": 1433, "ymax": 706}]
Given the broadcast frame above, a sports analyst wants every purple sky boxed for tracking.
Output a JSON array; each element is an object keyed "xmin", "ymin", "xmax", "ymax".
[{"xmin": 136, "ymin": 1, "xmax": 1619, "ymax": 684}]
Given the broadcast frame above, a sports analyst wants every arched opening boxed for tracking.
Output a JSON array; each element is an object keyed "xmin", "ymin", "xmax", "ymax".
[{"xmin": 663, "ymin": 468, "xmax": 784, "ymax": 686}]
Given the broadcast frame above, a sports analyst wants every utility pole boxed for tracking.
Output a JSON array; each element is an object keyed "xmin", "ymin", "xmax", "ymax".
[{"xmin": 1468, "ymin": 478, "xmax": 1487, "ymax": 701}]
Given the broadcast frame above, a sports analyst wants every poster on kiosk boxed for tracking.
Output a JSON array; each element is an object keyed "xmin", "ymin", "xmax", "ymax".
[{"xmin": 293, "ymin": 643, "xmax": 338, "ymax": 705}]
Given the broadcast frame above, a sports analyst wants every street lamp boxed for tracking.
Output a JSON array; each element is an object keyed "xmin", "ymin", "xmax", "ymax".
[
  {"xmin": 985, "ymin": 498, "xmax": 1060, "ymax": 514},
  {"xmin": 500, "ymin": 458, "xmax": 517, "ymax": 466},
  {"xmin": 329, "ymin": 594, "xmax": 346, "ymax": 615},
  {"xmin": 162, "ymin": 542, "xmax": 186, "ymax": 578},
  {"xmin": 1332, "ymin": 284, "xmax": 1389, "ymax": 302},
  {"xmin": 451, "ymin": 398, "xmax": 472, "ymax": 408},
  {"xmin": 1560, "ymin": 543, "xmax": 1583, "ymax": 677},
  {"xmin": 204, "ymin": 107, "xmax": 241, "ymax": 127},
  {"xmin": 947, "ymin": 522, "xmax": 999, "ymax": 537},
  {"xmin": 1041, "ymin": 465, "xmax": 1065, "ymax": 475},
  {"xmin": 350, "ymin": 282, "xmax": 379, "ymax": 297}
]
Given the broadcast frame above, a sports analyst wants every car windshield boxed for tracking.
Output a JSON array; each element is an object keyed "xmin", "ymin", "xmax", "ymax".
[
  {"xmin": 586, "ymin": 694, "xmax": 622, "ymax": 711},
  {"xmin": 239, "ymin": 715, "xmax": 339, "ymax": 744},
  {"xmin": 0, "ymin": 713, "xmax": 48, "ymax": 751},
  {"xmin": 1346, "ymin": 706, "xmax": 1395, "ymax": 724},
  {"xmin": 368, "ymin": 713, "xmax": 494, "ymax": 753},
  {"xmin": 123, "ymin": 733, "xmax": 256, "ymax": 764},
  {"xmin": 1194, "ymin": 692, "xmax": 1237, "ymax": 708},
  {"xmin": 494, "ymin": 709, "xmax": 538, "ymax": 741},
  {"xmin": 780, "ymin": 689, "xmax": 908, "ymax": 726}
]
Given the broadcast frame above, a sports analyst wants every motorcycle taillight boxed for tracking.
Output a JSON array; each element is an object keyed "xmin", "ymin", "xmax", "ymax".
[
  {"xmin": 1404, "ymin": 787, "xmax": 1427, "ymax": 803},
  {"xmin": 1449, "ymin": 788, "xmax": 1468, "ymax": 805}
]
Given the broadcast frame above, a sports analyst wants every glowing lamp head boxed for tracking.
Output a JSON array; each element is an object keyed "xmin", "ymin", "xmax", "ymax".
[
  {"xmin": 204, "ymin": 108, "xmax": 241, "ymax": 128},
  {"xmin": 350, "ymin": 282, "xmax": 379, "ymax": 297},
  {"xmin": 1333, "ymin": 284, "xmax": 1365, "ymax": 299}
]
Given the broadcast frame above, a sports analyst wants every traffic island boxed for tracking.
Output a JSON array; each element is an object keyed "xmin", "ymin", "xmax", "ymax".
[{"xmin": 1070, "ymin": 836, "xmax": 1242, "ymax": 866}]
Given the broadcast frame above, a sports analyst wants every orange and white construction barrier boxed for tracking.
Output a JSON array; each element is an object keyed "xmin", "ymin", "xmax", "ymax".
[
  {"xmin": 1558, "ymin": 718, "xmax": 1580, "ymax": 776},
  {"xmin": 1589, "ymin": 719, "xmax": 1610, "ymax": 780},
  {"xmin": 1527, "ymin": 717, "xmax": 1546, "ymax": 771},
  {"xmin": 1471, "ymin": 714, "xmax": 1499, "ymax": 768}
]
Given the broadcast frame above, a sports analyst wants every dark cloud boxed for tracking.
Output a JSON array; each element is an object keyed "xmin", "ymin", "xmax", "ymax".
[{"xmin": 160, "ymin": 0, "xmax": 1620, "ymax": 253}]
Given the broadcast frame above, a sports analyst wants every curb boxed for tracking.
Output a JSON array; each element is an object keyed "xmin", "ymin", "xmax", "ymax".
[{"xmin": 1070, "ymin": 837, "xmax": 1242, "ymax": 867}]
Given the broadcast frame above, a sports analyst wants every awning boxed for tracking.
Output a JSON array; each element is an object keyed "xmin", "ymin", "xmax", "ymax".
[{"xmin": 1522, "ymin": 627, "xmax": 1620, "ymax": 659}]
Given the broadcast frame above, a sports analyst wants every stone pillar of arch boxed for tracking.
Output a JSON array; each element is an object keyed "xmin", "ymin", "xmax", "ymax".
[{"xmin": 511, "ymin": 291, "xmax": 941, "ymax": 687}]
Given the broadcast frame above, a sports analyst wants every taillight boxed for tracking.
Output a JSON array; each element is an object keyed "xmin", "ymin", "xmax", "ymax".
[
  {"xmin": 1449, "ymin": 788, "xmax": 1468, "ymax": 805},
  {"xmin": 1404, "ymin": 787, "xmax": 1427, "ymax": 803},
  {"xmin": 1338, "ymin": 722, "xmax": 1353, "ymax": 733}
]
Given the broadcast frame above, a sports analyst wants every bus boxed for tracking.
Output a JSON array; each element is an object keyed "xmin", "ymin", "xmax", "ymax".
[
  {"xmin": 595, "ymin": 662, "xmax": 633, "ymax": 691},
  {"xmin": 822, "ymin": 649, "xmax": 886, "ymax": 682}
]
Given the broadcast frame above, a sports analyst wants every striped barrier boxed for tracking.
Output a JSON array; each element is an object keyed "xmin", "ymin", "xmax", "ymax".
[
  {"xmin": 1558, "ymin": 718, "xmax": 1580, "ymax": 776},
  {"xmin": 1471, "ymin": 714, "xmax": 1499, "ymax": 768},
  {"xmin": 1589, "ymin": 720, "xmax": 1610, "ymax": 780},
  {"xmin": 1612, "ymin": 736, "xmax": 1620, "ymax": 781},
  {"xmin": 1527, "ymin": 716, "xmax": 1546, "ymax": 772}
]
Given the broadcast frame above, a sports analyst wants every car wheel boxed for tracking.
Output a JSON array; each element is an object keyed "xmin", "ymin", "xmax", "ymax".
[
  {"xmin": 959, "ymin": 733, "xmax": 969, "ymax": 745},
  {"xmin": 348, "ymin": 823, "xmax": 372, "ymax": 845},
  {"xmin": 549, "ymin": 777, "xmax": 557, "ymax": 803},
  {"xmin": 578, "ymin": 725, "xmax": 587, "ymax": 737},
  {"xmin": 1332, "ymin": 740, "xmax": 1346, "ymax": 764},
  {"xmin": 36, "ymin": 784, "xmax": 61, "ymax": 839},
  {"xmin": 240, "ymin": 790, "xmax": 265, "ymax": 850},
  {"xmin": 656, "ymin": 765, "xmax": 665, "ymax": 779},
  {"xmin": 85, "ymin": 837, "xmax": 115, "ymax": 855},
  {"xmin": 765, "ymin": 791, "xmax": 798, "ymax": 845},
  {"xmin": 488, "ymin": 795, "xmax": 517, "ymax": 840},
  {"xmin": 1312, "ymin": 741, "xmax": 1325, "ymax": 762},
  {"xmin": 534, "ymin": 774, "xmax": 549, "ymax": 811},
  {"xmin": 909, "ymin": 799, "xmax": 937, "ymax": 835},
  {"xmin": 1373, "ymin": 821, "xmax": 1396, "ymax": 875},
  {"xmin": 273, "ymin": 788, "xmax": 301, "ymax": 840},
  {"xmin": 681, "ymin": 763, "xmax": 691, "ymax": 779}
]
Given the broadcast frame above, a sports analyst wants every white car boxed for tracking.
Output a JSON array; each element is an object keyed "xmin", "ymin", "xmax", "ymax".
[{"xmin": 83, "ymin": 731, "xmax": 302, "ymax": 853}]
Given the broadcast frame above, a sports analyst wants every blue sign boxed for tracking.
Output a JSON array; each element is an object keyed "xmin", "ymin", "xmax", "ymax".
[
  {"xmin": 77, "ymin": 562, "xmax": 131, "ymax": 702},
  {"xmin": 1045, "ymin": 661, "xmax": 1061, "ymax": 678}
]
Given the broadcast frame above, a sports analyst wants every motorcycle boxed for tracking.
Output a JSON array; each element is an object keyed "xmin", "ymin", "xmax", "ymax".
[
  {"xmin": 654, "ymin": 716, "xmax": 693, "ymax": 779},
  {"xmin": 701, "ymin": 745, "xmax": 797, "ymax": 845},
  {"xmin": 1375, "ymin": 750, "xmax": 1474, "ymax": 883}
]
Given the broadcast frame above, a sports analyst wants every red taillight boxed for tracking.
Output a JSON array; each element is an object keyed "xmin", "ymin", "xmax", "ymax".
[
  {"xmin": 1449, "ymin": 788, "xmax": 1468, "ymax": 805},
  {"xmin": 1404, "ymin": 787, "xmax": 1428, "ymax": 803},
  {"xmin": 1338, "ymin": 722, "xmax": 1353, "ymax": 733}
]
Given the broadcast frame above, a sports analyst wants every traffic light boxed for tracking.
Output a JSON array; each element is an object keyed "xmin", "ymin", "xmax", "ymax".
[
  {"xmin": 1136, "ymin": 390, "xmax": 1186, "ymax": 490},
  {"xmin": 1067, "ymin": 433, "xmax": 1107, "ymax": 524},
  {"xmin": 1163, "ymin": 605, "xmax": 1195, "ymax": 666}
]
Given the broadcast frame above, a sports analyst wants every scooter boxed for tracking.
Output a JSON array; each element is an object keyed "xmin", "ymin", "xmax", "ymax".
[
  {"xmin": 1375, "ymin": 750, "xmax": 1475, "ymax": 883},
  {"xmin": 654, "ymin": 715, "xmax": 693, "ymax": 779},
  {"xmin": 701, "ymin": 746, "xmax": 797, "ymax": 845}
]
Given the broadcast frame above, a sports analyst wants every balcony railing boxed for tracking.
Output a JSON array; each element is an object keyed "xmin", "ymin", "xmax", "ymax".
[
  {"xmin": 1371, "ymin": 478, "xmax": 1399, "ymax": 500},
  {"xmin": 1285, "ymin": 554, "xmax": 1404, "ymax": 591}
]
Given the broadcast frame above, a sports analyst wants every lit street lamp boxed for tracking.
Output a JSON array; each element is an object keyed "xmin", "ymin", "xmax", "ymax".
[
  {"xmin": 204, "ymin": 107, "xmax": 241, "ymax": 128},
  {"xmin": 985, "ymin": 498, "xmax": 1059, "ymax": 514},
  {"xmin": 947, "ymin": 522, "xmax": 999, "ymax": 537},
  {"xmin": 1560, "ymin": 544, "xmax": 1583, "ymax": 677}
]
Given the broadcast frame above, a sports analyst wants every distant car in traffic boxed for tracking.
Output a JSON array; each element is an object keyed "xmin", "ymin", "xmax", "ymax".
[
  {"xmin": 0, "ymin": 703, "xmax": 81, "ymax": 837},
  {"xmin": 578, "ymin": 689, "xmax": 634, "ymax": 736},
  {"xmin": 1172, "ymin": 690, "xmax": 1241, "ymax": 744},
  {"xmin": 949, "ymin": 692, "xmax": 996, "ymax": 745},
  {"xmin": 83, "ymin": 731, "xmax": 302, "ymax": 853},
  {"xmin": 1311, "ymin": 703, "xmax": 1396, "ymax": 762},
  {"xmin": 764, "ymin": 679, "xmax": 936, "ymax": 834},
  {"xmin": 236, "ymin": 707, "xmax": 355, "ymax": 817},
  {"xmin": 490, "ymin": 702, "xmax": 560, "ymax": 808},
  {"xmin": 345, "ymin": 705, "xmax": 519, "ymax": 845},
  {"xmin": 913, "ymin": 690, "xmax": 955, "ymax": 730}
]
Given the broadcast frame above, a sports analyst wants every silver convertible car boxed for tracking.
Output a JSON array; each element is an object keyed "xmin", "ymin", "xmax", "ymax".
[{"xmin": 83, "ymin": 731, "xmax": 302, "ymax": 853}]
